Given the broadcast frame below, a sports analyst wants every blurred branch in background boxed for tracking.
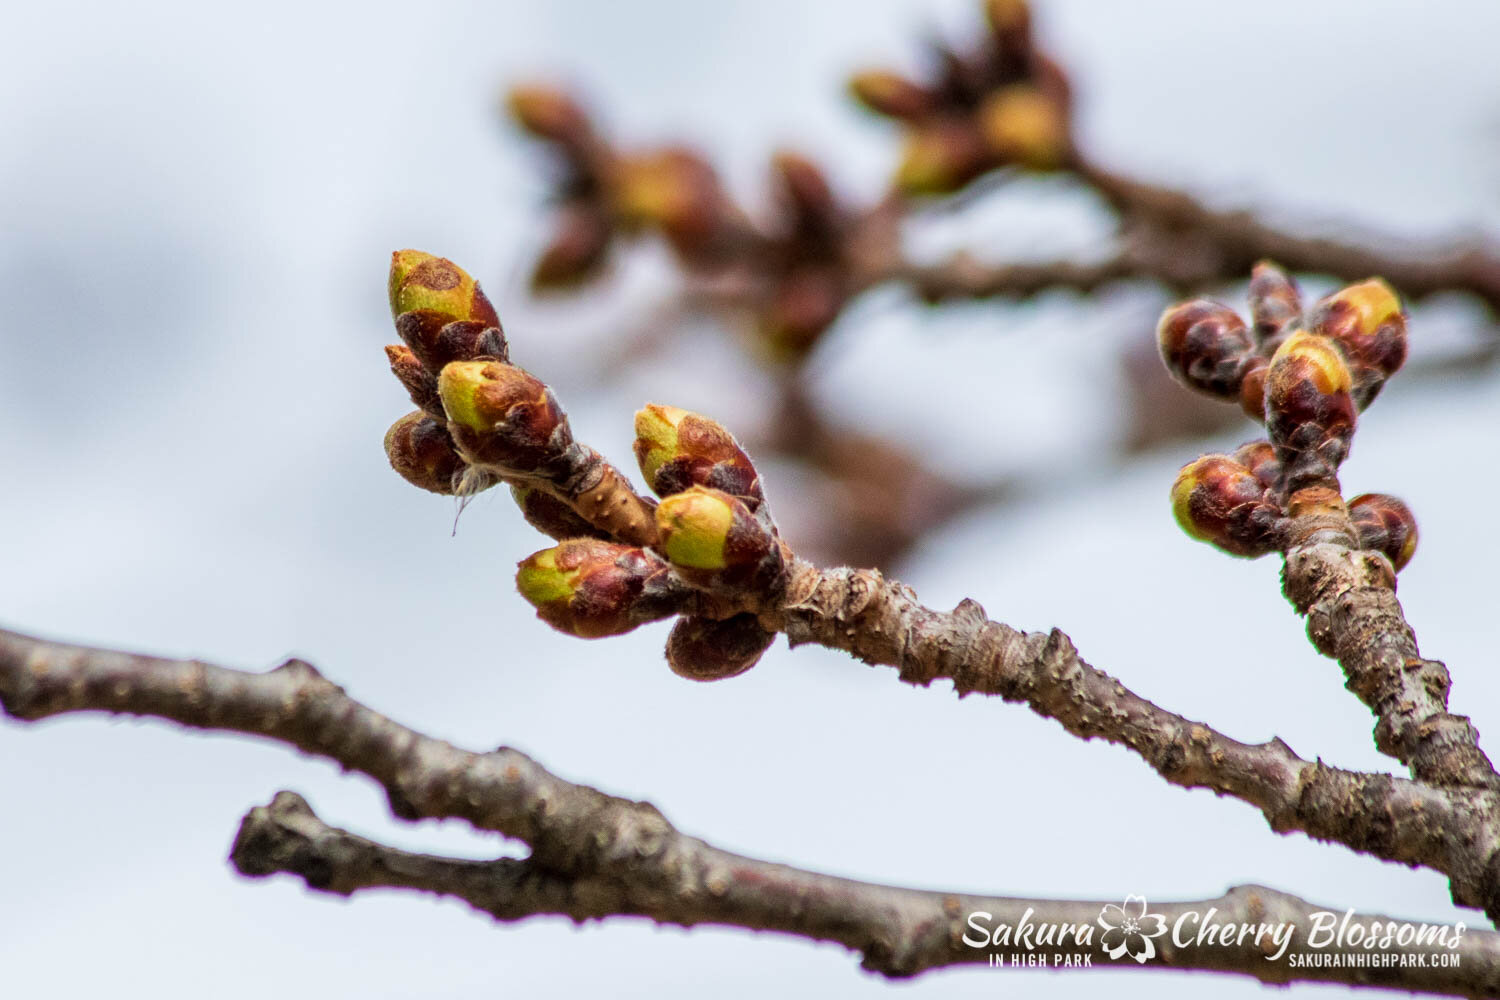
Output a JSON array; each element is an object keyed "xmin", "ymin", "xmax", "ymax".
[{"xmin": 501, "ymin": 0, "xmax": 1500, "ymax": 567}]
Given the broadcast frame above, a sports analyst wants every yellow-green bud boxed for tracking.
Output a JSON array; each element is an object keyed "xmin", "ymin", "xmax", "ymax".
[
  {"xmin": 656, "ymin": 487, "xmax": 736, "ymax": 570},
  {"xmin": 516, "ymin": 539, "xmax": 684, "ymax": 639},
  {"xmin": 633, "ymin": 404, "xmax": 763, "ymax": 506},
  {"xmin": 389, "ymin": 250, "xmax": 500, "ymax": 328},
  {"xmin": 437, "ymin": 360, "xmax": 567, "ymax": 471}
]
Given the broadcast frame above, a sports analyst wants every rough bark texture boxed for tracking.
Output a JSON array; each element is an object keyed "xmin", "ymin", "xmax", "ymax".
[
  {"xmin": 3, "ymin": 624, "xmax": 1500, "ymax": 992},
  {"xmin": 1278, "ymin": 493, "xmax": 1499, "ymax": 791}
]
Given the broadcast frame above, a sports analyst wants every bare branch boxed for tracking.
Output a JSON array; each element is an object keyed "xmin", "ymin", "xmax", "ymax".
[{"xmin": 233, "ymin": 790, "xmax": 1500, "ymax": 994}]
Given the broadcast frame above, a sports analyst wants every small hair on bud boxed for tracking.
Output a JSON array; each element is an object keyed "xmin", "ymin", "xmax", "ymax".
[
  {"xmin": 384, "ymin": 411, "xmax": 468, "ymax": 495},
  {"xmin": 515, "ymin": 540, "xmax": 684, "ymax": 639},
  {"xmin": 666, "ymin": 613, "xmax": 776, "ymax": 681},
  {"xmin": 634, "ymin": 404, "xmax": 764, "ymax": 506},
  {"xmin": 1307, "ymin": 278, "xmax": 1407, "ymax": 408},
  {"xmin": 1156, "ymin": 299, "xmax": 1257, "ymax": 401},
  {"xmin": 1348, "ymin": 493, "xmax": 1419, "ymax": 571},
  {"xmin": 1170, "ymin": 454, "xmax": 1283, "ymax": 557}
]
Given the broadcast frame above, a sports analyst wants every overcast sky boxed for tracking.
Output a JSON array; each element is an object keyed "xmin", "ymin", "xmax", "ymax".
[{"xmin": 3, "ymin": 1, "xmax": 1499, "ymax": 997}]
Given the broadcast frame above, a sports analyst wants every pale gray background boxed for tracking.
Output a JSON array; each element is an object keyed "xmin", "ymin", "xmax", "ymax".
[{"xmin": 3, "ymin": 1, "xmax": 1499, "ymax": 997}]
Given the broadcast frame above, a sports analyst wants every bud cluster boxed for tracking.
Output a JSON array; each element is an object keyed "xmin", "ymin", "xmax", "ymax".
[
  {"xmin": 1157, "ymin": 262, "xmax": 1409, "ymax": 489},
  {"xmin": 849, "ymin": 0, "xmax": 1072, "ymax": 194},
  {"xmin": 1162, "ymin": 265, "xmax": 1418, "ymax": 571},
  {"xmin": 507, "ymin": 87, "xmax": 866, "ymax": 361}
]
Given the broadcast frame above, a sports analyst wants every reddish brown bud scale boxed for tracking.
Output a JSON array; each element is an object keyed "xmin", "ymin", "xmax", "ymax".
[
  {"xmin": 1247, "ymin": 261, "xmax": 1303, "ymax": 347},
  {"xmin": 1264, "ymin": 331, "xmax": 1357, "ymax": 486},
  {"xmin": 530, "ymin": 202, "xmax": 613, "ymax": 290},
  {"xmin": 439, "ymin": 361, "xmax": 571, "ymax": 472},
  {"xmin": 384, "ymin": 411, "xmax": 468, "ymax": 495},
  {"xmin": 510, "ymin": 484, "xmax": 612, "ymax": 541},
  {"xmin": 395, "ymin": 317, "xmax": 510, "ymax": 374},
  {"xmin": 1348, "ymin": 493, "xmax": 1419, "ymax": 571},
  {"xmin": 1170, "ymin": 454, "xmax": 1283, "ymax": 557},
  {"xmin": 635, "ymin": 404, "xmax": 764, "ymax": 508},
  {"xmin": 848, "ymin": 70, "xmax": 935, "ymax": 121},
  {"xmin": 1307, "ymin": 279, "xmax": 1407, "ymax": 408},
  {"xmin": 385, "ymin": 344, "xmax": 443, "ymax": 419},
  {"xmin": 654, "ymin": 486, "xmax": 781, "ymax": 590},
  {"xmin": 1238, "ymin": 358, "xmax": 1270, "ymax": 422},
  {"xmin": 666, "ymin": 613, "xmax": 776, "ymax": 682},
  {"xmin": 1230, "ymin": 440, "xmax": 1281, "ymax": 490},
  {"xmin": 1156, "ymin": 299, "xmax": 1257, "ymax": 401},
  {"xmin": 515, "ymin": 540, "xmax": 685, "ymax": 639}
]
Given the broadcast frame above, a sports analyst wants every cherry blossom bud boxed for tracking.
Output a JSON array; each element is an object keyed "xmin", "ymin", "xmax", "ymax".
[
  {"xmin": 666, "ymin": 613, "xmax": 776, "ymax": 681},
  {"xmin": 385, "ymin": 344, "xmax": 443, "ymax": 418},
  {"xmin": 1170, "ymin": 454, "xmax": 1282, "ymax": 557},
  {"xmin": 848, "ymin": 70, "xmax": 935, "ymax": 120},
  {"xmin": 1247, "ymin": 261, "xmax": 1302, "ymax": 347},
  {"xmin": 654, "ymin": 486, "xmax": 778, "ymax": 582},
  {"xmin": 389, "ymin": 251, "xmax": 507, "ymax": 371},
  {"xmin": 634, "ymin": 405, "xmax": 764, "ymax": 507},
  {"xmin": 506, "ymin": 85, "xmax": 591, "ymax": 147},
  {"xmin": 977, "ymin": 85, "xmax": 1069, "ymax": 170},
  {"xmin": 530, "ymin": 202, "xmax": 612, "ymax": 290},
  {"xmin": 516, "ymin": 540, "xmax": 684, "ymax": 639},
  {"xmin": 1230, "ymin": 439, "xmax": 1281, "ymax": 490},
  {"xmin": 1307, "ymin": 278, "xmax": 1407, "ymax": 408},
  {"xmin": 438, "ymin": 360, "xmax": 569, "ymax": 471},
  {"xmin": 1264, "ymin": 331, "xmax": 1357, "ymax": 486},
  {"xmin": 1348, "ymin": 493, "xmax": 1419, "ymax": 571},
  {"xmin": 384, "ymin": 411, "xmax": 467, "ymax": 495},
  {"xmin": 1156, "ymin": 299, "xmax": 1257, "ymax": 401},
  {"xmin": 894, "ymin": 119, "xmax": 990, "ymax": 195}
]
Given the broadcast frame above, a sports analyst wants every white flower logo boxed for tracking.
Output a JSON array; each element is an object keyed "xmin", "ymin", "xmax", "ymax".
[{"xmin": 1097, "ymin": 895, "xmax": 1168, "ymax": 963}]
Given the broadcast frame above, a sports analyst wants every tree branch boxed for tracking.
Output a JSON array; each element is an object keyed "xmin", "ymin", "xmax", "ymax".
[
  {"xmin": 233, "ymin": 790, "xmax": 1500, "ymax": 994},
  {"xmin": 2, "ymin": 623, "xmax": 1496, "ymax": 990}
]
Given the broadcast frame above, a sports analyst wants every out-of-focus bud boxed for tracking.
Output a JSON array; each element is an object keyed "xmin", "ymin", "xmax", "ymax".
[
  {"xmin": 516, "ymin": 540, "xmax": 684, "ymax": 639},
  {"xmin": 385, "ymin": 344, "xmax": 443, "ymax": 418},
  {"xmin": 1247, "ymin": 261, "xmax": 1302, "ymax": 347},
  {"xmin": 1156, "ymin": 299, "xmax": 1257, "ymax": 401},
  {"xmin": 666, "ymin": 613, "xmax": 776, "ymax": 681},
  {"xmin": 1348, "ymin": 493, "xmax": 1419, "ymax": 571},
  {"xmin": 634, "ymin": 404, "xmax": 764, "ymax": 506},
  {"xmin": 977, "ymin": 85, "xmax": 1069, "ymax": 170},
  {"xmin": 759, "ymin": 268, "xmax": 845, "ymax": 361},
  {"xmin": 848, "ymin": 70, "xmax": 935, "ymax": 121},
  {"xmin": 438, "ymin": 360, "xmax": 569, "ymax": 470},
  {"xmin": 531, "ymin": 202, "xmax": 613, "ymax": 290},
  {"xmin": 1230, "ymin": 439, "xmax": 1281, "ymax": 490},
  {"xmin": 389, "ymin": 251, "xmax": 507, "ymax": 371},
  {"xmin": 1307, "ymin": 279, "xmax": 1407, "ymax": 408},
  {"xmin": 894, "ymin": 119, "xmax": 990, "ymax": 195},
  {"xmin": 510, "ymin": 484, "xmax": 611, "ymax": 541},
  {"xmin": 384, "ymin": 411, "xmax": 467, "ymax": 495},
  {"xmin": 984, "ymin": 0, "xmax": 1032, "ymax": 44},
  {"xmin": 1264, "ymin": 331, "xmax": 1357, "ymax": 486},
  {"xmin": 773, "ymin": 152, "xmax": 838, "ymax": 233},
  {"xmin": 1170, "ymin": 454, "xmax": 1283, "ymax": 557},
  {"xmin": 506, "ymin": 84, "xmax": 591, "ymax": 146},
  {"xmin": 609, "ymin": 150, "xmax": 724, "ymax": 253},
  {"xmin": 654, "ymin": 486, "xmax": 778, "ymax": 582}
]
